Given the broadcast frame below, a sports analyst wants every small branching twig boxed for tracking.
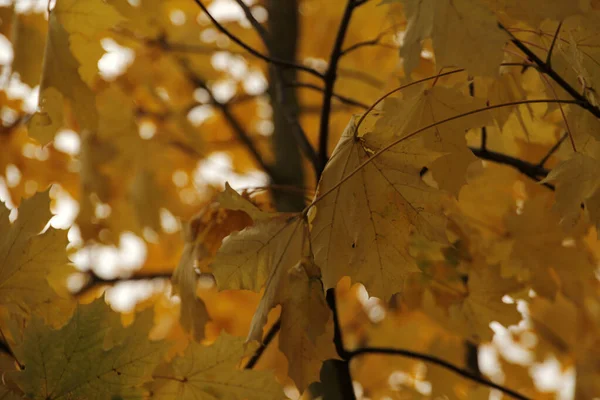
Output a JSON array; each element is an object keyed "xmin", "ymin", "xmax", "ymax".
[
  {"xmin": 182, "ymin": 65, "xmax": 274, "ymax": 175},
  {"xmin": 340, "ymin": 29, "xmax": 398, "ymax": 58},
  {"xmin": 244, "ymin": 319, "xmax": 282, "ymax": 369},
  {"xmin": 193, "ymin": 0, "xmax": 324, "ymax": 80},
  {"xmin": 538, "ymin": 133, "xmax": 569, "ymax": 167},
  {"xmin": 289, "ymin": 82, "xmax": 369, "ymax": 109},
  {"xmin": 73, "ymin": 270, "xmax": 173, "ymax": 297},
  {"xmin": 501, "ymin": 23, "xmax": 600, "ymax": 120},
  {"xmin": 546, "ymin": 21, "xmax": 562, "ymax": 67}
]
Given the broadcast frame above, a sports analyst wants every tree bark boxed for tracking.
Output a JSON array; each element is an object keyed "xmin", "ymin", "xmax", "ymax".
[{"xmin": 266, "ymin": 0, "xmax": 305, "ymax": 212}]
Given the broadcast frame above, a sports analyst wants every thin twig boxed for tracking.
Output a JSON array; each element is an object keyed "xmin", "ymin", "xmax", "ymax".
[
  {"xmin": 538, "ymin": 133, "xmax": 569, "ymax": 167},
  {"xmin": 500, "ymin": 23, "xmax": 600, "ymax": 120},
  {"xmin": 244, "ymin": 319, "xmax": 282, "ymax": 369},
  {"xmin": 318, "ymin": 0, "xmax": 361, "ymax": 175},
  {"xmin": 289, "ymin": 82, "xmax": 369, "ymax": 109},
  {"xmin": 73, "ymin": 270, "xmax": 173, "ymax": 297},
  {"xmin": 348, "ymin": 347, "xmax": 530, "ymax": 400},
  {"xmin": 234, "ymin": 0, "xmax": 270, "ymax": 44},
  {"xmin": 340, "ymin": 29, "xmax": 397, "ymax": 58},
  {"xmin": 193, "ymin": 0, "xmax": 324, "ymax": 80},
  {"xmin": 184, "ymin": 66, "xmax": 274, "ymax": 175},
  {"xmin": 546, "ymin": 22, "xmax": 562, "ymax": 67}
]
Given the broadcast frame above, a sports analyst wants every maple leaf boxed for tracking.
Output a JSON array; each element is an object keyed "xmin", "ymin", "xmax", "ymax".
[
  {"xmin": 375, "ymin": 86, "xmax": 491, "ymax": 195},
  {"xmin": 28, "ymin": 0, "xmax": 124, "ymax": 145},
  {"xmin": 171, "ymin": 242, "xmax": 210, "ymax": 342},
  {"xmin": 0, "ymin": 191, "xmax": 74, "ymax": 326},
  {"xmin": 150, "ymin": 333, "xmax": 283, "ymax": 400},
  {"xmin": 11, "ymin": 12, "xmax": 46, "ymax": 88},
  {"xmin": 503, "ymin": 195, "xmax": 597, "ymax": 303},
  {"xmin": 15, "ymin": 299, "xmax": 168, "ymax": 400},
  {"xmin": 541, "ymin": 153, "xmax": 600, "ymax": 231},
  {"xmin": 447, "ymin": 263, "xmax": 522, "ymax": 342},
  {"xmin": 391, "ymin": 0, "xmax": 507, "ymax": 76},
  {"xmin": 210, "ymin": 186, "xmax": 336, "ymax": 390},
  {"xmin": 311, "ymin": 118, "xmax": 448, "ymax": 301}
]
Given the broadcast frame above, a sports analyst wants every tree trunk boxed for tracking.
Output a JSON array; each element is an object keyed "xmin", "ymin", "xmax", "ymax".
[{"xmin": 266, "ymin": 0, "xmax": 305, "ymax": 212}]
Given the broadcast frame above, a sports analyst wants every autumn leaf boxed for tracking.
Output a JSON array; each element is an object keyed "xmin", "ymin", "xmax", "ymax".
[
  {"xmin": 11, "ymin": 11, "xmax": 46, "ymax": 88},
  {"xmin": 541, "ymin": 153, "xmax": 600, "ymax": 231},
  {"xmin": 15, "ymin": 299, "xmax": 168, "ymax": 400},
  {"xmin": 391, "ymin": 0, "xmax": 507, "ymax": 76},
  {"xmin": 311, "ymin": 118, "xmax": 448, "ymax": 300},
  {"xmin": 375, "ymin": 85, "xmax": 491, "ymax": 195},
  {"xmin": 210, "ymin": 186, "xmax": 336, "ymax": 390},
  {"xmin": 0, "ymin": 190, "xmax": 74, "ymax": 326},
  {"xmin": 150, "ymin": 333, "xmax": 283, "ymax": 400}
]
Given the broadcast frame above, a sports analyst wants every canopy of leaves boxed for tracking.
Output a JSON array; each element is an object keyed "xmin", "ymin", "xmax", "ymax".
[{"xmin": 0, "ymin": 0, "xmax": 599, "ymax": 399}]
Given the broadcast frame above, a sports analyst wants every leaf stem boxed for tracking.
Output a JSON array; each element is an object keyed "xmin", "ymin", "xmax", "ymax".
[{"xmin": 306, "ymin": 98, "xmax": 580, "ymax": 212}]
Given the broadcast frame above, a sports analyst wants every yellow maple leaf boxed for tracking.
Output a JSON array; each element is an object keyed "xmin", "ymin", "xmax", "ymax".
[
  {"xmin": 0, "ymin": 191, "xmax": 74, "ymax": 326},
  {"xmin": 15, "ymin": 299, "xmax": 167, "ymax": 400},
  {"xmin": 276, "ymin": 259, "xmax": 337, "ymax": 391},
  {"xmin": 311, "ymin": 118, "xmax": 448, "ymax": 301},
  {"xmin": 375, "ymin": 86, "xmax": 491, "ymax": 195},
  {"xmin": 542, "ymin": 153, "xmax": 600, "ymax": 231},
  {"xmin": 11, "ymin": 11, "xmax": 46, "ymax": 88},
  {"xmin": 396, "ymin": 0, "xmax": 507, "ymax": 76},
  {"xmin": 447, "ymin": 263, "xmax": 522, "ymax": 342},
  {"xmin": 210, "ymin": 186, "xmax": 336, "ymax": 390},
  {"xmin": 150, "ymin": 333, "xmax": 283, "ymax": 400}
]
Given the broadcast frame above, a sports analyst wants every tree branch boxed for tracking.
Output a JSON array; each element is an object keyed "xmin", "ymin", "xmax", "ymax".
[
  {"xmin": 538, "ymin": 133, "xmax": 568, "ymax": 167},
  {"xmin": 234, "ymin": 0, "xmax": 320, "ymax": 200},
  {"xmin": 318, "ymin": 0, "xmax": 361, "ymax": 176},
  {"xmin": 193, "ymin": 0, "xmax": 325, "ymax": 80},
  {"xmin": 326, "ymin": 289, "xmax": 357, "ymax": 400},
  {"xmin": 183, "ymin": 66, "xmax": 274, "ymax": 176},
  {"xmin": 347, "ymin": 347, "xmax": 530, "ymax": 400},
  {"xmin": 244, "ymin": 319, "xmax": 282, "ymax": 369},
  {"xmin": 469, "ymin": 147, "xmax": 553, "ymax": 188},
  {"xmin": 73, "ymin": 270, "xmax": 173, "ymax": 297},
  {"xmin": 500, "ymin": 23, "xmax": 600, "ymax": 120},
  {"xmin": 340, "ymin": 30, "xmax": 398, "ymax": 58},
  {"xmin": 289, "ymin": 82, "xmax": 370, "ymax": 109}
]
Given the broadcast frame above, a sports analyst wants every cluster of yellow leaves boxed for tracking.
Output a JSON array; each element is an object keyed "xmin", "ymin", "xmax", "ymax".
[
  {"xmin": 0, "ymin": 193, "xmax": 283, "ymax": 399},
  {"xmin": 2, "ymin": 0, "xmax": 600, "ymax": 399}
]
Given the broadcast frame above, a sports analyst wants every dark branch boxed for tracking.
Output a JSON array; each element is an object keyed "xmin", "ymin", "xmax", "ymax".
[
  {"xmin": 74, "ymin": 270, "xmax": 173, "ymax": 297},
  {"xmin": 340, "ymin": 31, "xmax": 398, "ymax": 58},
  {"xmin": 538, "ymin": 133, "xmax": 568, "ymax": 167},
  {"xmin": 470, "ymin": 147, "xmax": 554, "ymax": 189},
  {"xmin": 233, "ymin": 0, "xmax": 320, "ymax": 181},
  {"xmin": 318, "ymin": 0, "xmax": 360, "ymax": 176},
  {"xmin": 347, "ymin": 347, "xmax": 530, "ymax": 400},
  {"xmin": 289, "ymin": 82, "xmax": 370, "ymax": 109},
  {"xmin": 193, "ymin": 0, "xmax": 325, "ymax": 80},
  {"xmin": 326, "ymin": 289, "xmax": 357, "ymax": 400},
  {"xmin": 233, "ymin": 0, "xmax": 270, "ymax": 45},
  {"xmin": 500, "ymin": 23, "xmax": 600, "ymax": 120},
  {"xmin": 183, "ymin": 66, "xmax": 274, "ymax": 175},
  {"xmin": 244, "ymin": 318, "xmax": 282, "ymax": 369},
  {"xmin": 546, "ymin": 21, "xmax": 562, "ymax": 67}
]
